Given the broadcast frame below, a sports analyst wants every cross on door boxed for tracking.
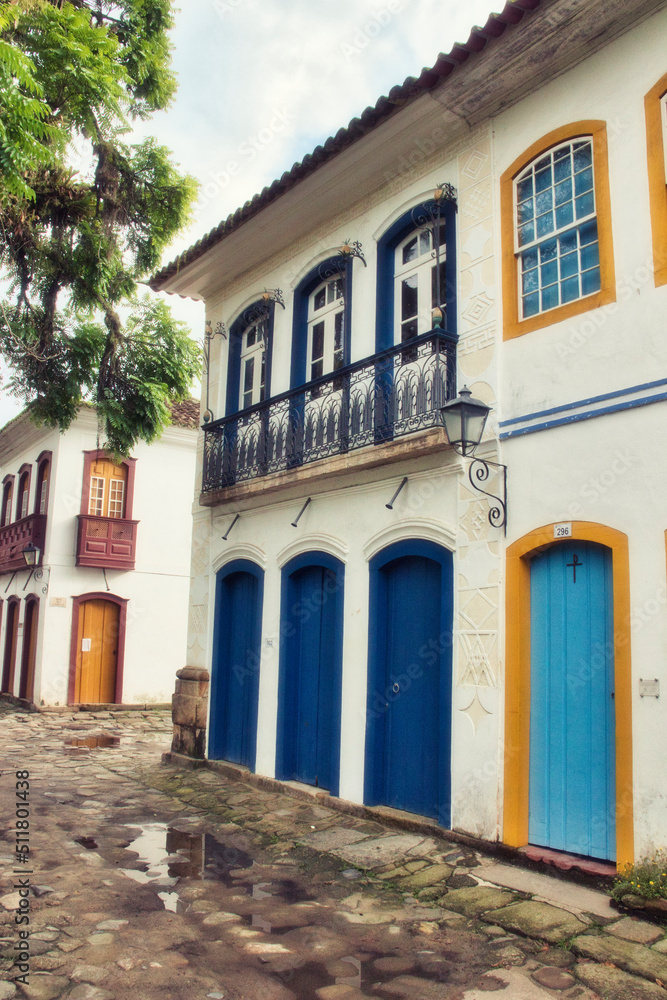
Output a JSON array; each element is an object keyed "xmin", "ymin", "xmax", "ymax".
[{"xmin": 566, "ymin": 553, "xmax": 583, "ymax": 583}]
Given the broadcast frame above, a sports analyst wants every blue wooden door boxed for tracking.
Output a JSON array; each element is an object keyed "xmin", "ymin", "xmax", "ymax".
[
  {"xmin": 529, "ymin": 541, "xmax": 616, "ymax": 860},
  {"xmin": 277, "ymin": 556, "xmax": 344, "ymax": 794},
  {"xmin": 294, "ymin": 565, "xmax": 335, "ymax": 788},
  {"xmin": 209, "ymin": 564, "xmax": 262, "ymax": 769},
  {"xmin": 366, "ymin": 542, "xmax": 453, "ymax": 825}
]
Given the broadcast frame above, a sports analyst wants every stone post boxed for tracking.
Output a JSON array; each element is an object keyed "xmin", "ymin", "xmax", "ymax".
[{"xmin": 169, "ymin": 666, "xmax": 210, "ymax": 764}]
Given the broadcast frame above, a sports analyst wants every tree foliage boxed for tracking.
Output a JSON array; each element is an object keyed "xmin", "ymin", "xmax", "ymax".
[{"xmin": 0, "ymin": 0, "xmax": 200, "ymax": 455}]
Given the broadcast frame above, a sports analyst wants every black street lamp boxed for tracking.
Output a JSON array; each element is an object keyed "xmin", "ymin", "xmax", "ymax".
[
  {"xmin": 440, "ymin": 386, "xmax": 490, "ymax": 457},
  {"xmin": 440, "ymin": 387, "xmax": 507, "ymax": 533},
  {"xmin": 22, "ymin": 542, "xmax": 40, "ymax": 568}
]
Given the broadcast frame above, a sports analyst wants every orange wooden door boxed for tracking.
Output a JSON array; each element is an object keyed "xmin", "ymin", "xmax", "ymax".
[
  {"xmin": 19, "ymin": 599, "xmax": 39, "ymax": 700},
  {"xmin": 75, "ymin": 600, "xmax": 119, "ymax": 703}
]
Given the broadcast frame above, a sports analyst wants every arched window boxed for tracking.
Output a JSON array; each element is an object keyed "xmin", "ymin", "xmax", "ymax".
[
  {"xmin": 226, "ymin": 299, "xmax": 276, "ymax": 416},
  {"xmin": 17, "ymin": 465, "xmax": 31, "ymax": 521},
  {"xmin": 239, "ymin": 313, "xmax": 268, "ymax": 410},
  {"xmin": 34, "ymin": 453, "xmax": 52, "ymax": 516},
  {"xmin": 645, "ymin": 72, "xmax": 667, "ymax": 287},
  {"xmin": 307, "ymin": 277, "xmax": 344, "ymax": 381},
  {"xmin": 1, "ymin": 477, "xmax": 14, "ymax": 527},
  {"xmin": 394, "ymin": 224, "xmax": 447, "ymax": 344},
  {"xmin": 375, "ymin": 198, "xmax": 457, "ymax": 354},
  {"xmin": 501, "ymin": 120, "xmax": 615, "ymax": 339},
  {"xmin": 291, "ymin": 257, "xmax": 352, "ymax": 388}
]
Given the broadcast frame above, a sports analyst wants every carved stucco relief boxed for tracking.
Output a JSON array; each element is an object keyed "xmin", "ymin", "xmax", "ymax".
[{"xmin": 454, "ymin": 133, "xmax": 500, "ymax": 734}]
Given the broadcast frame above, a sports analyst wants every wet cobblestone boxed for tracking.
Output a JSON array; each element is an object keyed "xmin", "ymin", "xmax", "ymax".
[{"xmin": 0, "ymin": 702, "xmax": 663, "ymax": 998}]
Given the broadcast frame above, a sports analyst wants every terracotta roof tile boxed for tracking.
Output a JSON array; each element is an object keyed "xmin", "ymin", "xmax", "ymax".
[{"xmin": 170, "ymin": 398, "xmax": 200, "ymax": 429}]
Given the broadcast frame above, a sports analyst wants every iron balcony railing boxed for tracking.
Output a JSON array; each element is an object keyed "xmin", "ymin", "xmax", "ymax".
[{"xmin": 202, "ymin": 330, "xmax": 457, "ymax": 493}]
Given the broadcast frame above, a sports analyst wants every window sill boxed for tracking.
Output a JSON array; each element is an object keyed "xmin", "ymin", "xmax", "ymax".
[{"xmin": 503, "ymin": 285, "xmax": 617, "ymax": 341}]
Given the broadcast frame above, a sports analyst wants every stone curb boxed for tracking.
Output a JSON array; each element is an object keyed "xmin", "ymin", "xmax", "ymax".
[{"xmin": 572, "ymin": 932, "xmax": 667, "ymax": 985}]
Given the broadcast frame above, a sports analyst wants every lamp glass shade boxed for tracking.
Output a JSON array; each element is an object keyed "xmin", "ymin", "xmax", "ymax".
[
  {"xmin": 440, "ymin": 386, "xmax": 490, "ymax": 456},
  {"xmin": 22, "ymin": 542, "xmax": 40, "ymax": 568}
]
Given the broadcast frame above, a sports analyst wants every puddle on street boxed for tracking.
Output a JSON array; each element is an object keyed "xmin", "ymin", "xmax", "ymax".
[
  {"xmin": 275, "ymin": 962, "xmax": 337, "ymax": 996},
  {"xmin": 117, "ymin": 822, "xmax": 316, "ymax": 915},
  {"xmin": 64, "ymin": 735, "xmax": 121, "ymax": 752},
  {"xmin": 119, "ymin": 822, "xmax": 255, "ymax": 912},
  {"xmin": 260, "ymin": 948, "xmax": 457, "ymax": 998}
]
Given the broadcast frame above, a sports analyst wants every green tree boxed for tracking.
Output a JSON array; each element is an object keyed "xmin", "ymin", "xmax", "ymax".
[{"xmin": 0, "ymin": 0, "xmax": 200, "ymax": 455}]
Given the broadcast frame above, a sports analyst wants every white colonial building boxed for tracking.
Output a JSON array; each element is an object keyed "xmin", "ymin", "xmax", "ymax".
[
  {"xmin": 152, "ymin": 0, "xmax": 667, "ymax": 869},
  {"xmin": 0, "ymin": 402, "xmax": 198, "ymax": 707}
]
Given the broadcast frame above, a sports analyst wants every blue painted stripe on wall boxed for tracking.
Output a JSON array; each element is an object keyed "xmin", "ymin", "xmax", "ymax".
[
  {"xmin": 500, "ymin": 390, "xmax": 667, "ymax": 440},
  {"xmin": 499, "ymin": 376, "xmax": 667, "ymax": 429}
]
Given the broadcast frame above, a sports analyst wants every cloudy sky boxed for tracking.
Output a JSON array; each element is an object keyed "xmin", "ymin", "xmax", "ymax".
[{"xmin": 1, "ymin": 0, "xmax": 503, "ymax": 425}]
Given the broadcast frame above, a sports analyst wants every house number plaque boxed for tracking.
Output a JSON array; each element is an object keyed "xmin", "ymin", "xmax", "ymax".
[
  {"xmin": 554, "ymin": 523, "xmax": 572, "ymax": 538},
  {"xmin": 639, "ymin": 678, "xmax": 660, "ymax": 698}
]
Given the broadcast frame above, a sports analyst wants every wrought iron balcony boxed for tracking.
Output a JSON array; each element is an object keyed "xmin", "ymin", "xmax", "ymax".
[
  {"xmin": 202, "ymin": 330, "xmax": 457, "ymax": 494},
  {"xmin": 76, "ymin": 515, "xmax": 138, "ymax": 570},
  {"xmin": 0, "ymin": 514, "xmax": 47, "ymax": 573}
]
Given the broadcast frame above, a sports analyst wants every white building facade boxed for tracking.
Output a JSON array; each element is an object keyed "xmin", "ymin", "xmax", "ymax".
[
  {"xmin": 153, "ymin": 0, "xmax": 667, "ymax": 868},
  {"xmin": 0, "ymin": 404, "xmax": 197, "ymax": 707}
]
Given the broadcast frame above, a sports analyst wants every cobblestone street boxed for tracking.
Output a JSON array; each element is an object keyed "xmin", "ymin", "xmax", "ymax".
[{"xmin": 1, "ymin": 704, "xmax": 666, "ymax": 999}]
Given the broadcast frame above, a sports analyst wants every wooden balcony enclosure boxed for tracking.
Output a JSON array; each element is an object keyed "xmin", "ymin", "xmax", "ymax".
[{"xmin": 76, "ymin": 515, "xmax": 138, "ymax": 570}]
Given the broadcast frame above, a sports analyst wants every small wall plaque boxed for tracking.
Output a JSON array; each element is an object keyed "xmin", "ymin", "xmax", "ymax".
[
  {"xmin": 639, "ymin": 678, "xmax": 660, "ymax": 698},
  {"xmin": 49, "ymin": 597, "xmax": 67, "ymax": 608},
  {"xmin": 554, "ymin": 522, "xmax": 572, "ymax": 538},
  {"xmin": 81, "ymin": 638, "xmax": 92, "ymax": 652}
]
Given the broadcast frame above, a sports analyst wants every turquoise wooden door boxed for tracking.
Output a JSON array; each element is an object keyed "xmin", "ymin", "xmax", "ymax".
[{"xmin": 529, "ymin": 540, "xmax": 616, "ymax": 860}]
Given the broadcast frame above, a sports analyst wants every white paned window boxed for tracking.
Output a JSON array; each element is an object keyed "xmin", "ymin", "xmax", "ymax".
[
  {"xmin": 108, "ymin": 479, "xmax": 125, "ymax": 519},
  {"xmin": 515, "ymin": 139, "xmax": 600, "ymax": 319},
  {"xmin": 89, "ymin": 476, "xmax": 105, "ymax": 516},
  {"xmin": 307, "ymin": 279, "xmax": 344, "ymax": 381},
  {"xmin": 20, "ymin": 482, "xmax": 28, "ymax": 518},
  {"xmin": 394, "ymin": 226, "xmax": 446, "ymax": 345},
  {"xmin": 239, "ymin": 317, "xmax": 267, "ymax": 410}
]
